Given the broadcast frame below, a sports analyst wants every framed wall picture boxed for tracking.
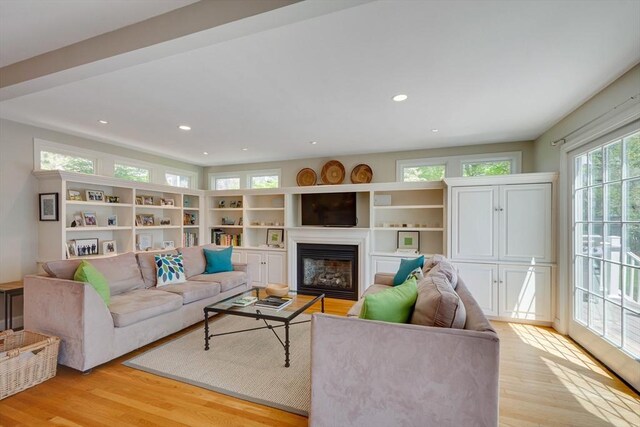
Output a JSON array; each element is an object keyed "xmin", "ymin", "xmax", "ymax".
[
  {"xmin": 74, "ymin": 238, "xmax": 99, "ymax": 256},
  {"xmin": 85, "ymin": 190, "xmax": 104, "ymax": 202},
  {"xmin": 102, "ymin": 240, "xmax": 117, "ymax": 255},
  {"xmin": 397, "ymin": 231, "xmax": 420, "ymax": 251},
  {"xmin": 266, "ymin": 228, "xmax": 284, "ymax": 247},
  {"xmin": 39, "ymin": 192, "xmax": 58, "ymax": 221}
]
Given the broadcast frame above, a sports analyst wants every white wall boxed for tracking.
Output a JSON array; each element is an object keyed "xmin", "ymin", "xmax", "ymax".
[
  {"xmin": 0, "ymin": 118, "xmax": 203, "ymax": 328},
  {"xmin": 206, "ymin": 140, "xmax": 535, "ymax": 187}
]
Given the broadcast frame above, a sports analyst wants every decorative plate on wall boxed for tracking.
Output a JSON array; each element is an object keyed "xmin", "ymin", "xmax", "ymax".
[
  {"xmin": 320, "ymin": 160, "xmax": 345, "ymax": 185},
  {"xmin": 350, "ymin": 164, "xmax": 373, "ymax": 183},
  {"xmin": 296, "ymin": 168, "xmax": 317, "ymax": 186}
]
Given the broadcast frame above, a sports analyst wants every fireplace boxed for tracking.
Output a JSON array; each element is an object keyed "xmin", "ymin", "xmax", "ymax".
[{"xmin": 297, "ymin": 243, "xmax": 358, "ymax": 300}]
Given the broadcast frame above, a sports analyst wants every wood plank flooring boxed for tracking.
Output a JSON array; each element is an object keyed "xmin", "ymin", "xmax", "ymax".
[{"xmin": 1, "ymin": 298, "xmax": 638, "ymax": 426}]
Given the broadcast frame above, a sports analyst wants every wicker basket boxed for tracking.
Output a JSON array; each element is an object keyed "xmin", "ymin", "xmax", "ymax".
[{"xmin": 0, "ymin": 329, "xmax": 60, "ymax": 400}]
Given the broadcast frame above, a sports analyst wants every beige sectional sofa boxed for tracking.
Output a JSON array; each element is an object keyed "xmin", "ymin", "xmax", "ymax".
[
  {"xmin": 310, "ymin": 265, "xmax": 500, "ymax": 427},
  {"xmin": 23, "ymin": 244, "xmax": 250, "ymax": 372}
]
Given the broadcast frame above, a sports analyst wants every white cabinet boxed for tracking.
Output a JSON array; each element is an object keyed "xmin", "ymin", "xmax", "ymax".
[
  {"xmin": 242, "ymin": 249, "xmax": 286, "ymax": 287},
  {"xmin": 454, "ymin": 261, "xmax": 552, "ymax": 321},
  {"xmin": 450, "ymin": 183, "xmax": 552, "ymax": 263},
  {"xmin": 371, "ymin": 256, "xmax": 402, "ymax": 279}
]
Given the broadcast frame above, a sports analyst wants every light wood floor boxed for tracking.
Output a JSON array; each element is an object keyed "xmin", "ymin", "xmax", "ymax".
[{"xmin": 2, "ymin": 298, "xmax": 639, "ymax": 427}]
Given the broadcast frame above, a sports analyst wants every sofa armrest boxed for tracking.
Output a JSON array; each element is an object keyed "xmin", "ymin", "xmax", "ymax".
[
  {"xmin": 23, "ymin": 275, "xmax": 115, "ymax": 371},
  {"xmin": 310, "ymin": 314, "xmax": 499, "ymax": 427},
  {"xmin": 232, "ymin": 262, "xmax": 248, "ymax": 272},
  {"xmin": 373, "ymin": 272, "xmax": 395, "ymax": 286}
]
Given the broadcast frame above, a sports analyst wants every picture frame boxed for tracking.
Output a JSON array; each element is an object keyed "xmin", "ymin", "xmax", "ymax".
[
  {"xmin": 72, "ymin": 213, "xmax": 84, "ymax": 227},
  {"xmin": 266, "ymin": 228, "xmax": 284, "ymax": 247},
  {"xmin": 66, "ymin": 240, "xmax": 76, "ymax": 258},
  {"xmin": 221, "ymin": 217, "xmax": 235, "ymax": 225},
  {"xmin": 102, "ymin": 240, "xmax": 117, "ymax": 255},
  {"xmin": 236, "ymin": 200, "xmax": 243, "ymax": 208},
  {"xmin": 160, "ymin": 217, "xmax": 171, "ymax": 225},
  {"xmin": 67, "ymin": 190, "xmax": 82, "ymax": 201},
  {"xmin": 136, "ymin": 214, "xmax": 154, "ymax": 226},
  {"xmin": 85, "ymin": 190, "xmax": 104, "ymax": 202},
  {"xmin": 74, "ymin": 238, "xmax": 99, "ymax": 256},
  {"xmin": 161, "ymin": 198, "xmax": 174, "ymax": 206},
  {"xmin": 162, "ymin": 240, "xmax": 175, "ymax": 249},
  {"xmin": 137, "ymin": 233, "xmax": 153, "ymax": 251},
  {"xmin": 142, "ymin": 195, "xmax": 154, "ymax": 205},
  {"xmin": 39, "ymin": 192, "xmax": 58, "ymax": 221},
  {"xmin": 105, "ymin": 195, "xmax": 120, "ymax": 203},
  {"xmin": 107, "ymin": 215, "xmax": 117, "ymax": 226},
  {"xmin": 135, "ymin": 196, "xmax": 143, "ymax": 205},
  {"xmin": 397, "ymin": 231, "xmax": 420, "ymax": 251},
  {"xmin": 82, "ymin": 212, "xmax": 97, "ymax": 226}
]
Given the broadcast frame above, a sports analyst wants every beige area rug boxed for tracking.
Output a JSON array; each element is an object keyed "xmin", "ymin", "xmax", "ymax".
[{"xmin": 124, "ymin": 314, "xmax": 311, "ymax": 416}]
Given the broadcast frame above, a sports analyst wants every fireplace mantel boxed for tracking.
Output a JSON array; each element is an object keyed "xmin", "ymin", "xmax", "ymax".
[{"xmin": 287, "ymin": 227, "xmax": 370, "ymax": 297}]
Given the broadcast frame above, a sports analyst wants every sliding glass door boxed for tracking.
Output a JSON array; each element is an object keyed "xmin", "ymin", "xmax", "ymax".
[{"xmin": 570, "ymin": 125, "xmax": 640, "ymax": 388}]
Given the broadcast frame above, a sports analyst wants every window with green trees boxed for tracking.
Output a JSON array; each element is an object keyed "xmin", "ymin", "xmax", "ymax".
[
  {"xmin": 402, "ymin": 165, "xmax": 446, "ymax": 182},
  {"xmin": 462, "ymin": 160, "xmax": 511, "ymax": 176},
  {"xmin": 40, "ymin": 151, "xmax": 94, "ymax": 174},
  {"xmin": 114, "ymin": 163, "xmax": 150, "ymax": 182},
  {"xmin": 250, "ymin": 175, "xmax": 279, "ymax": 189}
]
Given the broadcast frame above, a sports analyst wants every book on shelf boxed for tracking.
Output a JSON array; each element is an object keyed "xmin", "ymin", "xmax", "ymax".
[
  {"xmin": 232, "ymin": 296, "xmax": 258, "ymax": 307},
  {"xmin": 211, "ymin": 229, "xmax": 242, "ymax": 246},
  {"xmin": 255, "ymin": 296, "xmax": 293, "ymax": 310},
  {"xmin": 183, "ymin": 231, "xmax": 198, "ymax": 247}
]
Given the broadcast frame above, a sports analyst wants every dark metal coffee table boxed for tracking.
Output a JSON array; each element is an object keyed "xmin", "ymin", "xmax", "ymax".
[{"xmin": 203, "ymin": 287, "xmax": 324, "ymax": 367}]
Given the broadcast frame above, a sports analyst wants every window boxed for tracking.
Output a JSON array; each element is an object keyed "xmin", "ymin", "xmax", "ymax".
[
  {"xmin": 215, "ymin": 177, "xmax": 241, "ymax": 190},
  {"xmin": 572, "ymin": 129, "xmax": 640, "ymax": 358},
  {"xmin": 462, "ymin": 160, "xmax": 511, "ymax": 176},
  {"xmin": 40, "ymin": 150, "xmax": 95, "ymax": 174},
  {"xmin": 402, "ymin": 165, "xmax": 446, "ymax": 182},
  {"xmin": 165, "ymin": 172, "xmax": 191, "ymax": 188},
  {"xmin": 114, "ymin": 163, "xmax": 150, "ymax": 182},
  {"xmin": 248, "ymin": 169, "xmax": 280, "ymax": 189}
]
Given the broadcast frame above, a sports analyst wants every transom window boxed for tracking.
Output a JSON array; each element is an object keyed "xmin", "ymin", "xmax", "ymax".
[
  {"xmin": 166, "ymin": 172, "xmax": 191, "ymax": 188},
  {"xmin": 210, "ymin": 169, "xmax": 281, "ymax": 190},
  {"xmin": 215, "ymin": 176, "xmax": 241, "ymax": 190},
  {"xmin": 402, "ymin": 165, "xmax": 446, "ymax": 182},
  {"xmin": 114, "ymin": 163, "xmax": 150, "ymax": 183},
  {"xmin": 572, "ymin": 129, "xmax": 640, "ymax": 358},
  {"xmin": 40, "ymin": 150, "xmax": 94, "ymax": 174},
  {"xmin": 462, "ymin": 160, "xmax": 511, "ymax": 176}
]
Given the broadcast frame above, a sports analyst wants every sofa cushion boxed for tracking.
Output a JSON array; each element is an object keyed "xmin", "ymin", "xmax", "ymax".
[
  {"xmin": 189, "ymin": 271, "xmax": 247, "ymax": 292},
  {"xmin": 155, "ymin": 253, "xmax": 187, "ymax": 286},
  {"xmin": 428, "ymin": 260, "xmax": 458, "ymax": 289},
  {"xmin": 411, "ymin": 273, "xmax": 466, "ymax": 329},
  {"xmin": 178, "ymin": 245, "xmax": 206, "ymax": 278},
  {"xmin": 393, "ymin": 255, "xmax": 424, "ymax": 285},
  {"xmin": 160, "ymin": 281, "xmax": 221, "ymax": 304},
  {"xmin": 136, "ymin": 250, "xmax": 178, "ymax": 288},
  {"xmin": 422, "ymin": 254, "xmax": 448, "ymax": 273},
  {"xmin": 109, "ymin": 289, "xmax": 183, "ymax": 327},
  {"xmin": 73, "ymin": 260, "xmax": 110, "ymax": 305},
  {"xmin": 347, "ymin": 284, "xmax": 392, "ymax": 317},
  {"xmin": 204, "ymin": 247, "xmax": 234, "ymax": 274},
  {"xmin": 44, "ymin": 252, "xmax": 144, "ymax": 296},
  {"xmin": 359, "ymin": 277, "xmax": 418, "ymax": 323}
]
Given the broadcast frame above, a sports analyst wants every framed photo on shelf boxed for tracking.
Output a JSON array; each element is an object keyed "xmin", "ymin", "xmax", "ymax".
[
  {"xmin": 85, "ymin": 190, "xmax": 104, "ymax": 202},
  {"xmin": 67, "ymin": 190, "xmax": 82, "ymax": 201},
  {"xmin": 135, "ymin": 196, "xmax": 143, "ymax": 205},
  {"xmin": 136, "ymin": 214, "xmax": 154, "ymax": 226},
  {"xmin": 397, "ymin": 231, "xmax": 420, "ymax": 251},
  {"xmin": 142, "ymin": 195, "xmax": 154, "ymax": 205},
  {"xmin": 160, "ymin": 217, "xmax": 171, "ymax": 225},
  {"xmin": 162, "ymin": 240, "xmax": 175, "ymax": 249},
  {"xmin": 82, "ymin": 212, "xmax": 97, "ymax": 226},
  {"xmin": 39, "ymin": 192, "xmax": 58, "ymax": 221},
  {"xmin": 107, "ymin": 215, "xmax": 117, "ymax": 226},
  {"xmin": 105, "ymin": 195, "xmax": 120, "ymax": 203},
  {"xmin": 137, "ymin": 233, "xmax": 153, "ymax": 251},
  {"xmin": 161, "ymin": 198, "xmax": 174, "ymax": 206},
  {"xmin": 66, "ymin": 240, "xmax": 76, "ymax": 258},
  {"xmin": 74, "ymin": 238, "xmax": 99, "ymax": 256},
  {"xmin": 72, "ymin": 213, "xmax": 84, "ymax": 227},
  {"xmin": 102, "ymin": 240, "xmax": 117, "ymax": 255},
  {"xmin": 266, "ymin": 228, "xmax": 284, "ymax": 247}
]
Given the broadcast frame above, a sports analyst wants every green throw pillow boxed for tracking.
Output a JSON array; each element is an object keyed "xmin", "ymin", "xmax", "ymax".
[
  {"xmin": 74, "ymin": 260, "xmax": 110, "ymax": 305},
  {"xmin": 359, "ymin": 277, "xmax": 418, "ymax": 323},
  {"xmin": 204, "ymin": 246, "xmax": 234, "ymax": 274},
  {"xmin": 393, "ymin": 255, "xmax": 424, "ymax": 285}
]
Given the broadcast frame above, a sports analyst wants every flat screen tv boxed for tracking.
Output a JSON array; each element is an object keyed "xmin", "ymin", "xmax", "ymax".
[{"xmin": 301, "ymin": 192, "xmax": 357, "ymax": 227}]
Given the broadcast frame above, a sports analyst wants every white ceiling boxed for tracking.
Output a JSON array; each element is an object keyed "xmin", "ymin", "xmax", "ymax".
[
  {"xmin": 1, "ymin": 0, "xmax": 639, "ymax": 166},
  {"xmin": 0, "ymin": 0, "xmax": 197, "ymax": 67}
]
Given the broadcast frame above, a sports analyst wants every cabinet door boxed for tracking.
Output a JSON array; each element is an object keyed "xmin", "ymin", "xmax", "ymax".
[
  {"xmin": 231, "ymin": 250, "xmax": 246, "ymax": 264},
  {"xmin": 266, "ymin": 252, "xmax": 286, "ymax": 284},
  {"xmin": 453, "ymin": 262, "xmax": 499, "ymax": 316},
  {"xmin": 245, "ymin": 251, "xmax": 265, "ymax": 287},
  {"xmin": 451, "ymin": 186, "xmax": 499, "ymax": 260},
  {"xmin": 499, "ymin": 265, "xmax": 551, "ymax": 321},
  {"xmin": 500, "ymin": 184, "xmax": 552, "ymax": 262},
  {"xmin": 371, "ymin": 256, "xmax": 402, "ymax": 276}
]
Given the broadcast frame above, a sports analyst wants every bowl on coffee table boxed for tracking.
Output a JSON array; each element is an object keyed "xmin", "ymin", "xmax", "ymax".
[{"xmin": 265, "ymin": 284, "xmax": 289, "ymax": 297}]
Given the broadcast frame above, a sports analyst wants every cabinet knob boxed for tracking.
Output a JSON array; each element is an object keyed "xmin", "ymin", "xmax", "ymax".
[
  {"xmin": 494, "ymin": 208, "xmax": 499, "ymax": 212},
  {"xmin": 499, "ymin": 208, "xmax": 504, "ymax": 211},
  {"xmin": 493, "ymin": 280, "xmax": 497, "ymax": 284}
]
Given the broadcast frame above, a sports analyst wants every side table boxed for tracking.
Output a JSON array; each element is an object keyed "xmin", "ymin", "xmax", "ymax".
[{"xmin": 0, "ymin": 281, "xmax": 24, "ymax": 331}]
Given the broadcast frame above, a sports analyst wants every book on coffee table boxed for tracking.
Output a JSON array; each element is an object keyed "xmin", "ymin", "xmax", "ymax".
[
  {"xmin": 255, "ymin": 296, "xmax": 293, "ymax": 310},
  {"xmin": 232, "ymin": 296, "xmax": 258, "ymax": 307}
]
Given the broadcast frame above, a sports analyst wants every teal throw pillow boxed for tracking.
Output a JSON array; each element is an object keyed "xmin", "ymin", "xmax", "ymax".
[
  {"xmin": 359, "ymin": 276, "xmax": 418, "ymax": 323},
  {"xmin": 204, "ymin": 246, "xmax": 234, "ymax": 274},
  {"xmin": 393, "ymin": 255, "xmax": 425, "ymax": 285},
  {"xmin": 73, "ymin": 260, "xmax": 110, "ymax": 305},
  {"xmin": 155, "ymin": 253, "xmax": 186, "ymax": 286}
]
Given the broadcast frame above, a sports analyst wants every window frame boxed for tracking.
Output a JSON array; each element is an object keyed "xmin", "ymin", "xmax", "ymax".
[
  {"xmin": 113, "ymin": 158, "xmax": 153, "ymax": 183},
  {"xmin": 209, "ymin": 169, "xmax": 282, "ymax": 190},
  {"xmin": 165, "ymin": 169, "xmax": 196, "ymax": 189},
  {"xmin": 34, "ymin": 139, "xmax": 99, "ymax": 174},
  {"xmin": 247, "ymin": 169, "xmax": 281, "ymax": 189}
]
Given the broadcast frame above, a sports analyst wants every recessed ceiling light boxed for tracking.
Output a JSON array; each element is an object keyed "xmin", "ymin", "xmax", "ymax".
[
  {"xmin": 241, "ymin": 148, "xmax": 248, "ymax": 151},
  {"xmin": 203, "ymin": 151, "xmax": 209, "ymax": 155},
  {"xmin": 178, "ymin": 125, "xmax": 191, "ymax": 131},
  {"xmin": 392, "ymin": 94, "xmax": 408, "ymax": 102},
  {"xmin": 431, "ymin": 129, "xmax": 439, "ymax": 133},
  {"xmin": 98, "ymin": 120, "xmax": 108, "ymax": 124},
  {"xmin": 310, "ymin": 141, "xmax": 318, "ymax": 145}
]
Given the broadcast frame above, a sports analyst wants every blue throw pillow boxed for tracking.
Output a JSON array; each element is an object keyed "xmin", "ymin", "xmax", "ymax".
[
  {"xmin": 393, "ymin": 255, "xmax": 425, "ymax": 285},
  {"xmin": 204, "ymin": 247, "xmax": 234, "ymax": 274}
]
